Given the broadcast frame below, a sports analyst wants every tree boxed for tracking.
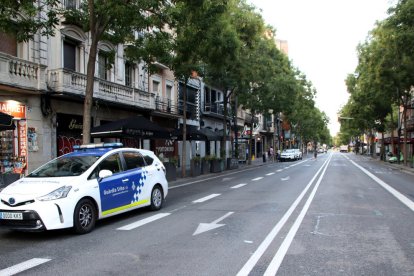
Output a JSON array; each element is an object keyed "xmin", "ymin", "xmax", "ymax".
[
  {"xmin": 166, "ymin": 0, "xmax": 230, "ymax": 177},
  {"xmin": 201, "ymin": 0, "xmax": 265, "ymax": 159},
  {"xmin": 63, "ymin": 0, "xmax": 171, "ymax": 144},
  {"xmin": 0, "ymin": 0, "xmax": 60, "ymax": 41}
]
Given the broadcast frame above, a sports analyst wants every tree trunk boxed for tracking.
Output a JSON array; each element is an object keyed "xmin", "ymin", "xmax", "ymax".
[
  {"xmin": 248, "ymin": 118, "xmax": 254, "ymax": 165},
  {"xmin": 381, "ymin": 131, "xmax": 385, "ymax": 161},
  {"xmin": 390, "ymin": 109, "xmax": 394, "ymax": 158},
  {"xmin": 181, "ymin": 78, "xmax": 188, "ymax": 177},
  {"xmin": 82, "ymin": 36, "xmax": 99, "ymax": 144},
  {"xmin": 221, "ymin": 90, "xmax": 230, "ymax": 159},
  {"xmin": 402, "ymin": 102, "xmax": 408, "ymax": 166}
]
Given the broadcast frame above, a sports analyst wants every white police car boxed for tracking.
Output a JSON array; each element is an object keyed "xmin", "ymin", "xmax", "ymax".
[{"xmin": 0, "ymin": 143, "xmax": 168, "ymax": 234}]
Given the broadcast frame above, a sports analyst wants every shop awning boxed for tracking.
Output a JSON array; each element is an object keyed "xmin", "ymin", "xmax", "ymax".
[
  {"xmin": 90, "ymin": 116, "xmax": 171, "ymax": 139},
  {"xmin": 171, "ymin": 126, "xmax": 207, "ymax": 141},
  {"xmin": 0, "ymin": 112, "xmax": 15, "ymax": 131},
  {"xmin": 199, "ymin": 127, "xmax": 221, "ymax": 141}
]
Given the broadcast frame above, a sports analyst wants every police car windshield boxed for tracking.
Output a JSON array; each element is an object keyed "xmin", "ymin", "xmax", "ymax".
[{"xmin": 27, "ymin": 155, "xmax": 100, "ymax": 177}]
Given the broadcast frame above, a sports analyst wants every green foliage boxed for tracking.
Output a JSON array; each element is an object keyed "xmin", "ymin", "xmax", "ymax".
[{"xmin": 0, "ymin": 0, "xmax": 60, "ymax": 41}]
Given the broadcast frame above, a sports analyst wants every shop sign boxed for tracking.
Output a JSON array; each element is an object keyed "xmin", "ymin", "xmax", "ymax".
[
  {"xmin": 0, "ymin": 101, "xmax": 26, "ymax": 119},
  {"xmin": 155, "ymin": 139, "xmax": 177, "ymax": 159},
  {"xmin": 14, "ymin": 120, "xmax": 28, "ymax": 174},
  {"xmin": 18, "ymin": 120, "xmax": 27, "ymax": 157},
  {"xmin": 57, "ymin": 113, "xmax": 84, "ymax": 133}
]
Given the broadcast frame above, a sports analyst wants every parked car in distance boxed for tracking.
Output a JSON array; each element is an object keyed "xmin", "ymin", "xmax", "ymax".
[
  {"xmin": 293, "ymin": 149, "xmax": 303, "ymax": 160},
  {"xmin": 280, "ymin": 149, "xmax": 302, "ymax": 161},
  {"xmin": 0, "ymin": 143, "xmax": 168, "ymax": 234}
]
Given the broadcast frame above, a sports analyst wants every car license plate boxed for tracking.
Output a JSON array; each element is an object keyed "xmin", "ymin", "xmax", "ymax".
[{"xmin": 0, "ymin": 212, "xmax": 23, "ymax": 220}]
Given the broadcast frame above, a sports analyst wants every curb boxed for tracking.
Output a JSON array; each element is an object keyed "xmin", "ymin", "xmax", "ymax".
[{"xmin": 168, "ymin": 160, "xmax": 266, "ymax": 187}]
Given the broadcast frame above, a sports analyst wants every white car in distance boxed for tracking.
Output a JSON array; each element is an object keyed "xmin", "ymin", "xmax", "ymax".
[{"xmin": 280, "ymin": 149, "xmax": 302, "ymax": 161}]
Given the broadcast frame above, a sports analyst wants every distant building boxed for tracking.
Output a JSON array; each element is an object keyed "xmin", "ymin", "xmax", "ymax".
[{"xmin": 275, "ymin": 39, "xmax": 289, "ymax": 56}]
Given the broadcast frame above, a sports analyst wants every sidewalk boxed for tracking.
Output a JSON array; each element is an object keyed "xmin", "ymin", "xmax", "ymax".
[
  {"xmin": 169, "ymin": 157, "xmax": 266, "ymax": 187},
  {"xmin": 365, "ymin": 155, "xmax": 414, "ymax": 175}
]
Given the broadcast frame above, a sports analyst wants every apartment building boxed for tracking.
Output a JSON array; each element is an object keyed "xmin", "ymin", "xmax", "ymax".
[{"xmin": 0, "ymin": 4, "xmax": 180, "ymax": 174}]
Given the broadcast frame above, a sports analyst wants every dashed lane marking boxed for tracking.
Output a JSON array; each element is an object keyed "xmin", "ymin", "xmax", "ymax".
[
  {"xmin": 117, "ymin": 213, "xmax": 171, "ymax": 231},
  {"xmin": 231, "ymin": 184, "xmax": 247, "ymax": 189},
  {"xmin": 192, "ymin": 194, "xmax": 221, "ymax": 203}
]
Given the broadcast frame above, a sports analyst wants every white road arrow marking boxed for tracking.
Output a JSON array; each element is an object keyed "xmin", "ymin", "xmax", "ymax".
[
  {"xmin": 0, "ymin": 258, "xmax": 51, "ymax": 276},
  {"xmin": 281, "ymin": 176, "xmax": 290, "ymax": 181},
  {"xmin": 193, "ymin": 212, "xmax": 234, "ymax": 236}
]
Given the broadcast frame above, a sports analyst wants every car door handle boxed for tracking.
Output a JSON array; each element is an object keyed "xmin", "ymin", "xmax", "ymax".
[{"xmin": 122, "ymin": 178, "xmax": 129, "ymax": 182}]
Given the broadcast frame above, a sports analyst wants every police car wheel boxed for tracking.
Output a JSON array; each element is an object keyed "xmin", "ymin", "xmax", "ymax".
[
  {"xmin": 73, "ymin": 199, "xmax": 96, "ymax": 234},
  {"xmin": 150, "ymin": 185, "xmax": 163, "ymax": 211}
]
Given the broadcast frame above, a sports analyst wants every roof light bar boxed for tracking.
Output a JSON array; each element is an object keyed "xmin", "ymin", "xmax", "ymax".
[{"xmin": 73, "ymin": 143, "xmax": 123, "ymax": 150}]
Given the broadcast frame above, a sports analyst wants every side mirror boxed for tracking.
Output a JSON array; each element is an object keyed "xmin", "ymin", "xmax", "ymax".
[{"xmin": 98, "ymin": 169, "xmax": 113, "ymax": 179}]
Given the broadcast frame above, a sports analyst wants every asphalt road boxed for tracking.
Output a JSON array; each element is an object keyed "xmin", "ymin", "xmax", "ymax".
[{"xmin": 0, "ymin": 151, "xmax": 413, "ymax": 276}]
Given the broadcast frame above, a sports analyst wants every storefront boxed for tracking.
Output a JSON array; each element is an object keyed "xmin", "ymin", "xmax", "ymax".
[
  {"xmin": 0, "ymin": 101, "xmax": 27, "ymax": 176},
  {"xmin": 56, "ymin": 113, "xmax": 85, "ymax": 156}
]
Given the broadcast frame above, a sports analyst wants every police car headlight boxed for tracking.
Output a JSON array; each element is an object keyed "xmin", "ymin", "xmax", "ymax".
[{"xmin": 38, "ymin": 186, "xmax": 72, "ymax": 201}]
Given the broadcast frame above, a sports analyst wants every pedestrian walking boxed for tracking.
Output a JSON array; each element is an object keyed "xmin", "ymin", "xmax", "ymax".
[{"xmin": 269, "ymin": 146, "xmax": 274, "ymax": 162}]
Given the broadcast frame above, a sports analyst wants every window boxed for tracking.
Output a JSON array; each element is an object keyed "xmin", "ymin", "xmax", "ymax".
[
  {"xmin": 96, "ymin": 154, "xmax": 122, "ymax": 174},
  {"xmin": 152, "ymin": 80, "xmax": 160, "ymax": 94},
  {"xmin": 205, "ymin": 87, "xmax": 211, "ymax": 105},
  {"xmin": 211, "ymin": 89, "xmax": 217, "ymax": 103},
  {"xmin": 0, "ymin": 32, "xmax": 17, "ymax": 56},
  {"xmin": 125, "ymin": 62, "xmax": 133, "ymax": 87},
  {"xmin": 178, "ymin": 83, "xmax": 197, "ymax": 104},
  {"xmin": 98, "ymin": 52, "xmax": 108, "ymax": 80},
  {"xmin": 123, "ymin": 152, "xmax": 146, "ymax": 170},
  {"xmin": 143, "ymin": 155, "xmax": 154, "ymax": 166},
  {"xmin": 64, "ymin": 40, "xmax": 77, "ymax": 71},
  {"xmin": 64, "ymin": 0, "xmax": 79, "ymax": 9},
  {"xmin": 166, "ymin": 85, "xmax": 172, "ymax": 101}
]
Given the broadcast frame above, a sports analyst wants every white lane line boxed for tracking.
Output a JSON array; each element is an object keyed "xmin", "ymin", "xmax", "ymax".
[
  {"xmin": 237, "ymin": 154, "xmax": 332, "ymax": 276},
  {"xmin": 276, "ymin": 169, "xmax": 283, "ymax": 172},
  {"xmin": 252, "ymin": 177, "xmax": 263, "ymax": 181},
  {"xmin": 349, "ymin": 159, "xmax": 414, "ymax": 212},
  {"xmin": 231, "ymin": 184, "xmax": 247, "ymax": 189},
  {"xmin": 193, "ymin": 194, "xmax": 221, "ymax": 203},
  {"xmin": 170, "ymin": 166, "xmax": 258, "ymax": 189},
  {"xmin": 117, "ymin": 213, "xmax": 171, "ymax": 231},
  {"xmin": 264, "ymin": 154, "xmax": 333, "ymax": 275},
  {"xmin": 266, "ymin": 173, "xmax": 275, "ymax": 176},
  {"xmin": 0, "ymin": 258, "xmax": 51, "ymax": 276}
]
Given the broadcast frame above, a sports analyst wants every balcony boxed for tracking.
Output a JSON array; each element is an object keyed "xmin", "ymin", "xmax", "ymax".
[
  {"xmin": 62, "ymin": 0, "xmax": 80, "ymax": 9},
  {"xmin": 154, "ymin": 96, "xmax": 179, "ymax": 116},
  {"xmin": 47, "ymin": 69, "xmax": 155, "ymax": 110},
  {"xmin": 203, "ymin": 102, "xmax": 233, "ymax": 121},
  {"xmin": 204, "ymin": 102, "xmax": 224, "ymax": 115},
  {"xmin": 178, "ymin": 100, "xmax": 198, "ymax": 121},
  {"xmin": 0, "ymin": 52, "xmax": 47, "ymax": 92}
]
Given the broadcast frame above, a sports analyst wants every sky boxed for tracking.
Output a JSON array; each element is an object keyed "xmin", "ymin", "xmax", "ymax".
[{"xmin": 247, "ymin": 0, "xmax": 394, "ymax": 136}]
